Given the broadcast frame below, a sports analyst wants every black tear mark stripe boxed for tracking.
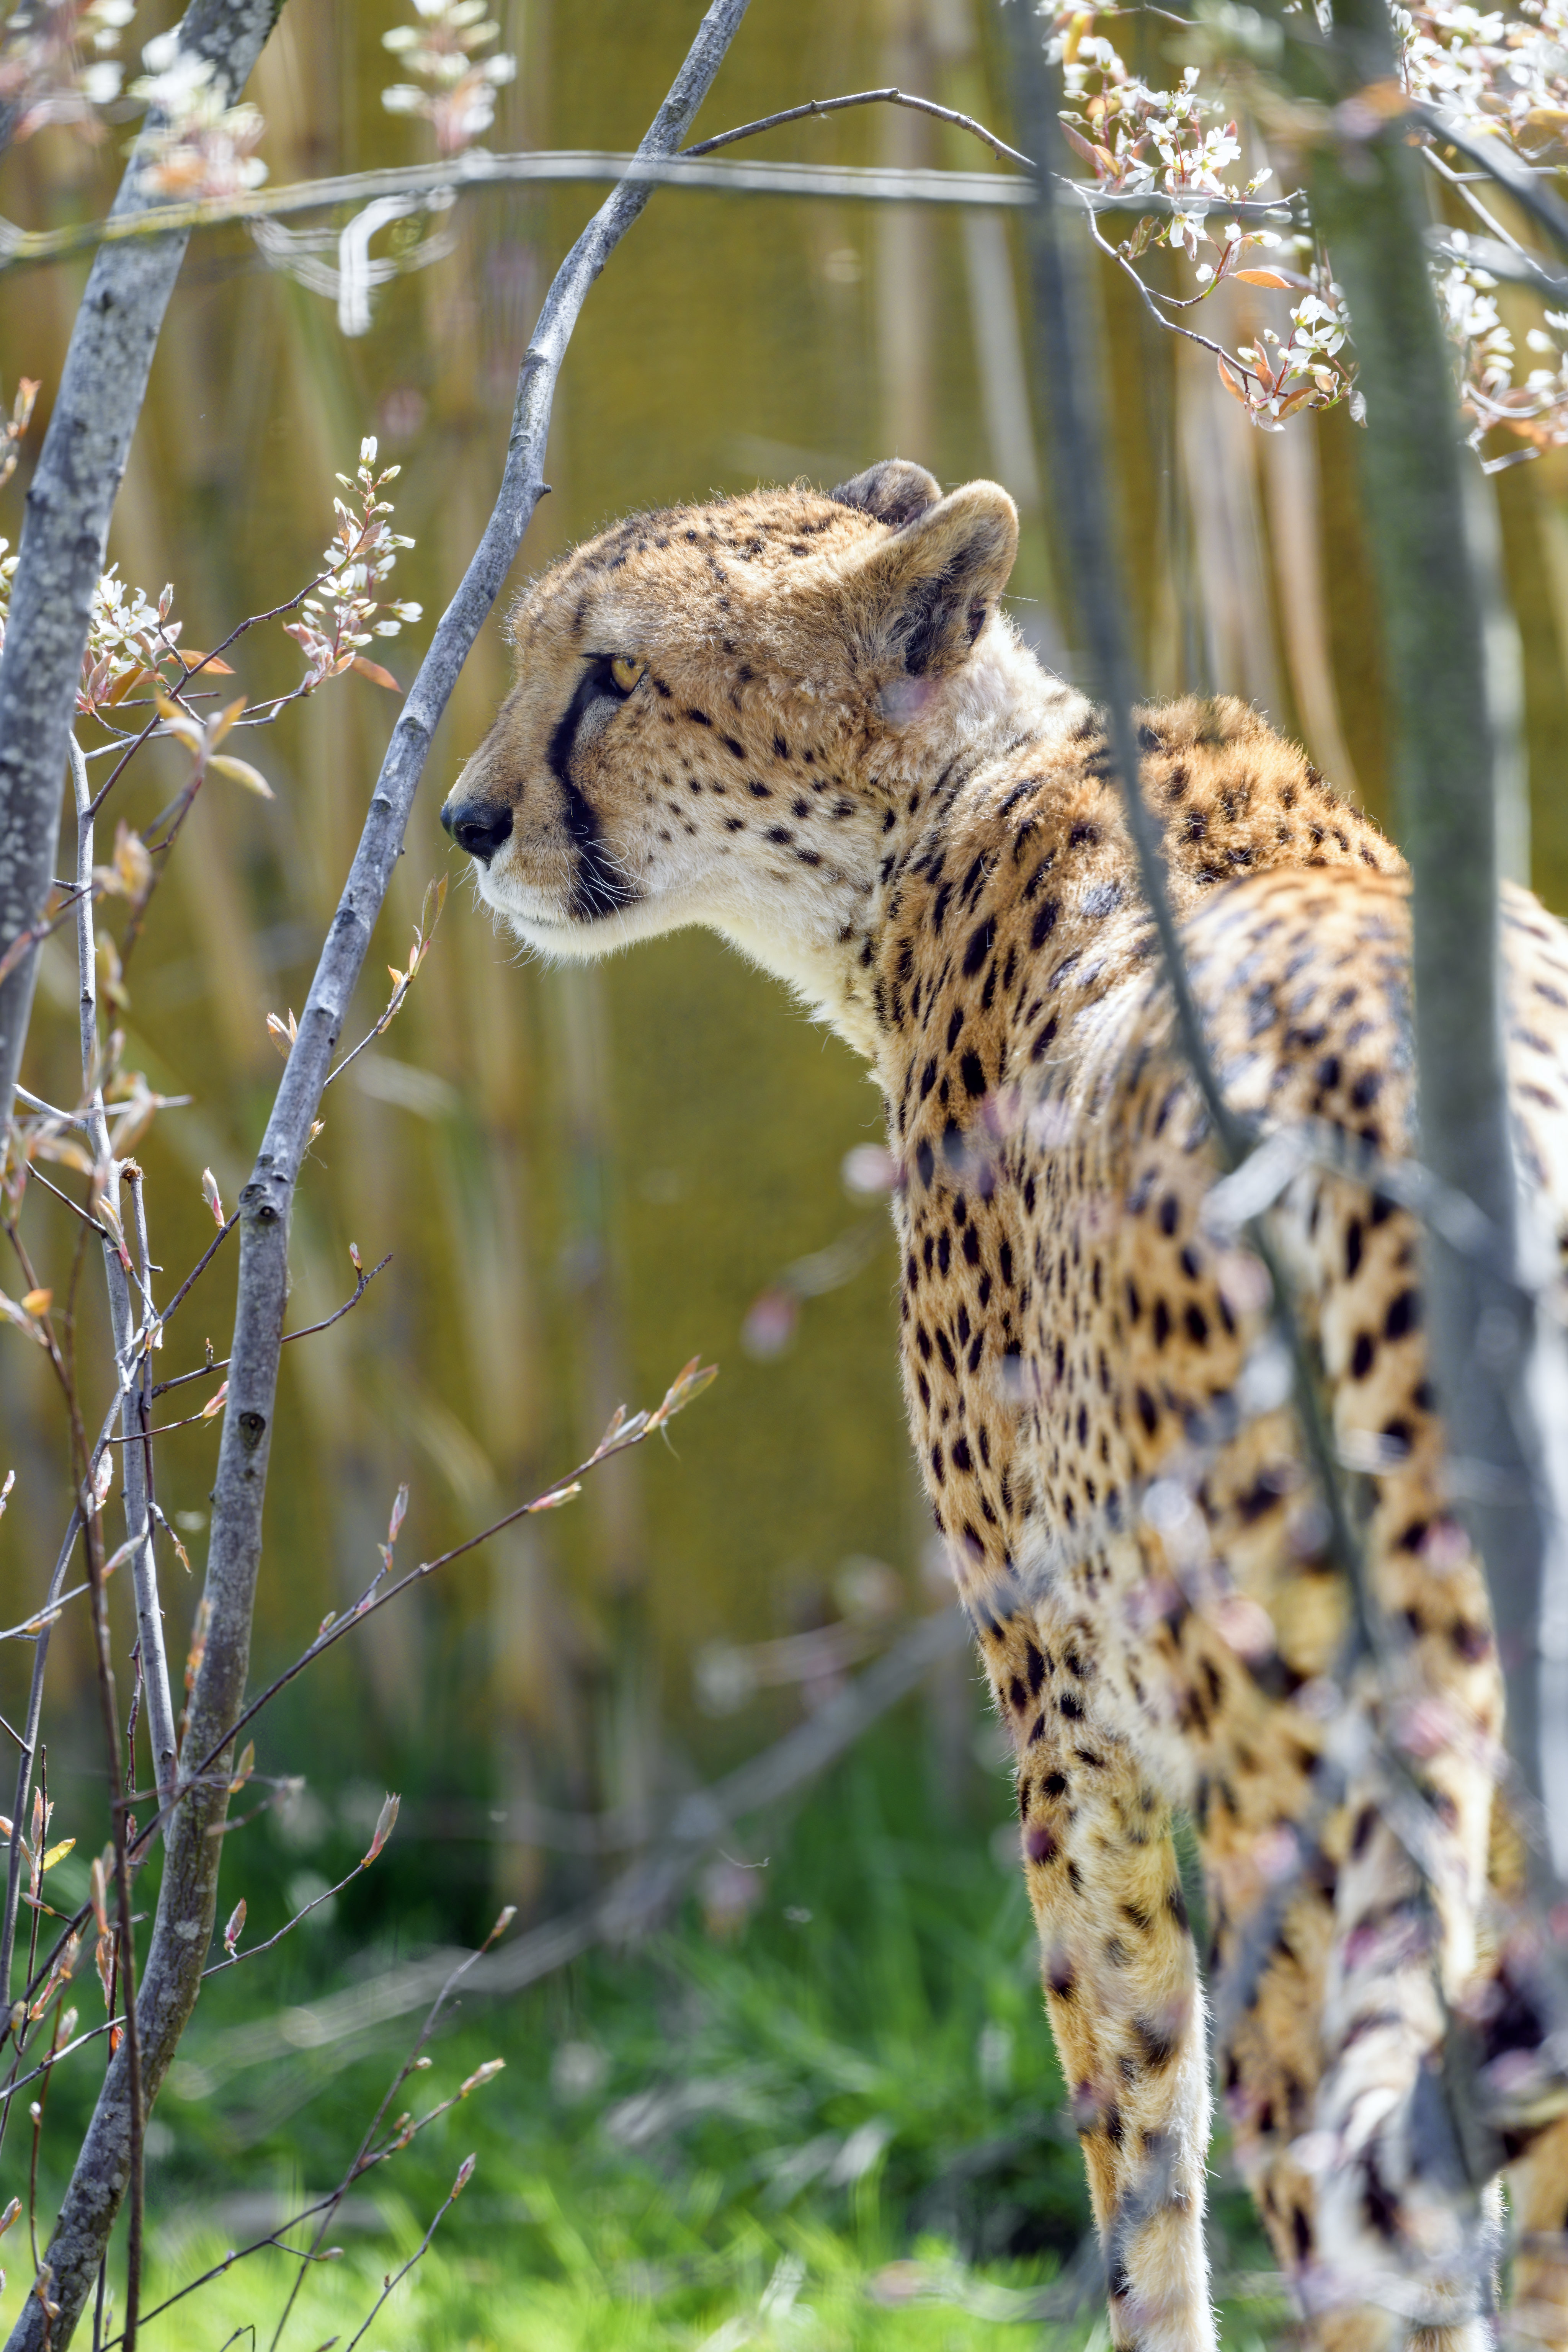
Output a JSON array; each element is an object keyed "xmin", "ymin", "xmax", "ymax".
[{"xmin": 548, "ymin": 657, "xmax": 642, "ymax": 919}]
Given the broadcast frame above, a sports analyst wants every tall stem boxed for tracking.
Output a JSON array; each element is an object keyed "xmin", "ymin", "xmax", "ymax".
[
  {"xmin": 0, "ymin": 0, "xmax": 289, "ymax": 1130},
  {"xmin": 69, "ymin": 739, "xmax": 179, "ymax": 1801},
  {"xmin": 2, "ymin": 7, "xmax": 754, "ymax": 2342},
  {"xmin": 1300, "ymin": 0, "xmax": 1568, "ymax": 1879}
]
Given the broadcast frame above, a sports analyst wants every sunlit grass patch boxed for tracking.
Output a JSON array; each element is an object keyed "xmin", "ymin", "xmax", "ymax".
[{"xmin": 17, "ymin": 1735, "xmax": 1272, "ymax": 2350}]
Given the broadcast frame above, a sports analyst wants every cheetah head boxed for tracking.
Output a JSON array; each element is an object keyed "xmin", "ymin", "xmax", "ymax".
[{"xmin": 441, "ymin": 461, "xmax": 1026, "ymax": 1036}]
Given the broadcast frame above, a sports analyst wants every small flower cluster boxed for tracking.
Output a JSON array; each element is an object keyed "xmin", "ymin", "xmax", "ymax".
[
  {"xmin": 1398, "ymin": 0, "xmax": 1568, "ymax": 153},
  {"xmin": 0, "ymin": 541, "xmax": 17, "ymax": 663},
  {"xmin": 1042, "ymin": 0, "xmax": 1568, "ymax": 442},
  {"xmin": 1384, "ymin": 0, "xmax": 1568, "ymax": 456},
  {"xmin": 1439, "ymin": 248, "xmax": 1568, "ymax": 448},
  {"xmin": 381, "ymin": 0, "xmax": 517, "ymax": 158},
  {"xmin": 0, "ymin": 548, "xmax": 224, "ymax": 720},
  {"xmin": 78, "ymin": 566, "xmax": 232, "ymax": 721},
  {"xmin": 1228, "ymin": 277, "xmax": 1362, "ymax": 426},
  {"xmin": 128, "ymin": 33, "xmax": 267, "ymax": 200},
  {"xmin": 1044, "ymin": 8, "xmax": 1356, "ymax": 426},
  {"xmin": 283, "ymin": 438, "xmax": 421, "ymax": 693},
  {"xmin": 1051, "ymin": 24, "xmax": 1274, "ymax": 228},
  {"xmin": 1393, "ymin": 0, "xmax": 1568, "ymax": 451},
  {"xmin": 0, "ymin": 0, "xmax": 132, "ymax": 147}
]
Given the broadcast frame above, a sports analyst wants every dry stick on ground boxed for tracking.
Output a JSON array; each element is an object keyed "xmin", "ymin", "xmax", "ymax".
[
  {"xmin": 3, "ymin": 8, "xmax": 754, "ymax": 2345},
  {"xmin": 8, "ymin": 1607, "xmax": 965, "ymax": 2165},
  {"xmin": 0, "ymin": 0, "xmax": 290, "ymax": 1134}
]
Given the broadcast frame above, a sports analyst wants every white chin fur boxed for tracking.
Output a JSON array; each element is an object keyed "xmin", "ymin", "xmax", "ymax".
[{"xmin": 477, "ymin": 864, "xmax": 701, "ymax": 961}]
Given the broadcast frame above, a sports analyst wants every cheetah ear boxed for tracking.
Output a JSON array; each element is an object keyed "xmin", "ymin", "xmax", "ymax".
[
  {"xmin": 829, "ymin": 459, "xmax": 942, "ymax": 530},
  {"xmin": 841, "ymin": 479, "xmax": 1019, "ymax": 681}
]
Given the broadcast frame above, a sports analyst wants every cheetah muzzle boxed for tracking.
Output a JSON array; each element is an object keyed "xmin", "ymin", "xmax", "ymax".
[{"xmin": 443, "ymin": 459, "xmax": 1568, "ymax": 2352}]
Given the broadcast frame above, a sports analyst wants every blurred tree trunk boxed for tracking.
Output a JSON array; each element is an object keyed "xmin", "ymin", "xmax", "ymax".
[{"xmin": 1300, "ymin": 0, "xmax": 1568, "ymax": 1874}]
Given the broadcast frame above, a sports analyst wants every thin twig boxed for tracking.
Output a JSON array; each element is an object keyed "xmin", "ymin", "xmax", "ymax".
[
  {"xmin": 187, "ymin": 1359, "xmax": 714, "ymax": 1794},
  {"xmin": 71, "ymin": 735, "xmax": 180, "ymax": 1803},
  {"xmin": 152, "ymin": 1209, "xmax": 240, "ymax": 1338},
  {"xmin": 266, "ymin": 1913, "xmax": 511, "ymax": 2351},
  {"xmin": 1078, "ymin": 198, "xmax": 1263, "ymax": 382},
  {"xmin": 83, "ymin": 572, "xmax": 329, "ymax": 827},
  {"xmin": 18, "ymin": 16, "xmax": 756, "ymax": 2337},
  {"xmin": 150, "ymin": 1251, "xmax": 390, "ymax": 1399},
  {"xmin": 683, "ymin": 85, "xmax": 1032, "ymax": 167},
  {"xmin": 341, "ymin": 2165, "xmax": 471, "ymax": 2352},
  {"xmin": 0, "ymin": 1516, "xmax": 82, "ymax": 2020}
]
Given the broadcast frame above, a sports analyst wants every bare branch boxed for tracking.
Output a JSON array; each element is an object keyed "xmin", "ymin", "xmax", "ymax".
[
  {"xmin": 682, "ymin": 84, "xmax": 1032, "ymax": 167},
  {"xmin": 185, "ymin": 1357, "xmax": 715, "ymax": 1785},
  {"xmin": 0, "ymin": 0, "xmax": 291, "ymax": 1135},
  {"xmin": 150, "ymin": 1249, "xmax": 391, "ymax": 1402},
  {"xmin": 69, "ymin": 738, "xmax": 178, "ymax": 1805},
  {"xmin": 0, "ymin": 1514, "xmax": 81, "ymax": 2018},
  {"xmin": 6, "ymin": 11, "xmax": 753, "ymax": 2342},
  {"xmin": 0, "ymin": 147, "xmax": 1310, "ymax": 287},
  {"xmin": 1304, "ymin": 5, "xmax": 1568, "ymax": 1888},
  {"xmin": 1419, "ymin": 100, "xmax": 1568, "ymax": 271}
]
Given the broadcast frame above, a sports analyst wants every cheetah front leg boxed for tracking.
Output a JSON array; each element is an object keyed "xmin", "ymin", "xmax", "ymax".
[{"xmin": 1016, "ymin": 1703, "xmax": 1216, "ymax": 2352}]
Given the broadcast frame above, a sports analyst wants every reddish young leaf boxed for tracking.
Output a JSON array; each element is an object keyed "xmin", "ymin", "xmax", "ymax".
[
  {"xmin": 223, "ymin": 1897, "xmax": 247, "ymax": 1957},
  {"xmin": 1216, "ymin": 355, "xmax": 1251, "ymax": 406},
  {"xmin": 362, "ymin": 1791, "xmax": 400, "ymax": 1867}
]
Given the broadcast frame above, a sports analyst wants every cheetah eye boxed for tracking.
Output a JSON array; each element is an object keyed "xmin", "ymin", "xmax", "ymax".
[{"xmin": 609, "ymin": 655, "xmax": 647, "ymax": 696}]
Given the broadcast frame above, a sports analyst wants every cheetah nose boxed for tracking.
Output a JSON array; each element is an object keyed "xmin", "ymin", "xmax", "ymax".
[{"xmin": 441, "ymin": 797, "xmax": 513, "ymax": 863}]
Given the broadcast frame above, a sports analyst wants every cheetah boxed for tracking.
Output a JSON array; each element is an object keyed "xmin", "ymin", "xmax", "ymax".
[{"xmin": 441, "ymin": 459, "xmax": 1568, "ymax": 2350}]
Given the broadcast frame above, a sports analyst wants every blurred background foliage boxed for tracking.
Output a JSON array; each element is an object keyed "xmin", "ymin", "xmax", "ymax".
[{"xmin": 2, "ymin": 0, "xmax": 1566, "ymax": 2338}]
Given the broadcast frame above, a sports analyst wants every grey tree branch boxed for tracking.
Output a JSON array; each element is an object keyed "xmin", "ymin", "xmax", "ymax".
[
  {"xmin": 0, "ymin": 1510, "xmax": 80, "ymax": 2023},
  {"xmin": 1, "ymin": 5, "xmax": 754, "ymax": 2342},
  {"xmin": 0, "ymin": 0, "xmax": 288, "ymax": 1135},
  {"xmin": 0, "ymin": 146, "xmax": 1305, "ymax": 279},
  {"xmin": 1298, "ymin": 2, "xmax": 1568, "ymax": 1885},
  {"xmin": 68, "ymin": 738, "xmax": 179, "ymax": 1804},
  {"xmin": 1418, "ymin": 100, "xmax": 1568, "ymax": 270},
  {"xmin": 681, "ymin": 83, "xmax": 1031, "ymax": 165},
  {"xmin": 1000, "ymin": 7, "xmax": 1375, "ymax": 1644}
]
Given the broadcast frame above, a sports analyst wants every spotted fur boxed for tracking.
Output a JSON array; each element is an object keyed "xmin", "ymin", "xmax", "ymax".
[{"xmin": 444, "ymin": 460, "xmax": 1568, "ymax": 2351}]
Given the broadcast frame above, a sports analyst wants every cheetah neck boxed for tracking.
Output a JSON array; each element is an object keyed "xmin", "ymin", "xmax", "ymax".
[
  {"xmin": 717, "ymin": 627, "xmax": 1090, "ymax": 1060},
  {"xmin": 715, "ymin": 640, "xmax": 1396, "ymax": 1077}
]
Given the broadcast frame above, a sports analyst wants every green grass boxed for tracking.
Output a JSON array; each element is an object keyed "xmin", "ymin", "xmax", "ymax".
[{"xmin": 11, "ymin": 1729, "xmax": 1276, "ymax": 2349}]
